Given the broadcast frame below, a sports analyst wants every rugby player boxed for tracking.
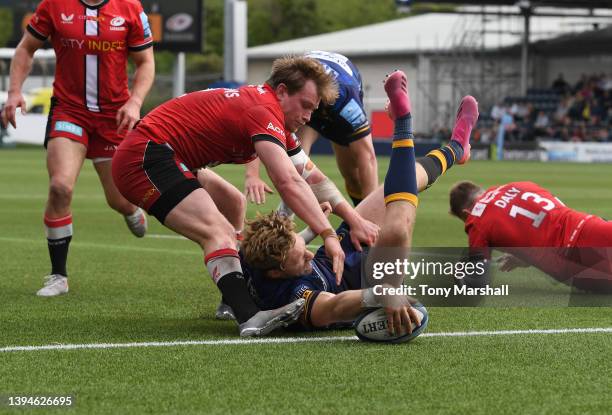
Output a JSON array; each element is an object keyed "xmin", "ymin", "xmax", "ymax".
[
  {"xmin": 244, "ymin": 51, "xmax": 377, "ymax": 206},
  {"xmin": 1, "ymin": 0, "xmax": 155, "ymax": 297},
  {"xmin": 236, "ymin": 71, "xmax": 479, "ymax": 332},
  {"xmin": 450, "ymin": 181, "xmax": 612, "ymax": 290},
  {"xmin": 112, "ymin": 56, "xmax": 379, "ymax": 336}
]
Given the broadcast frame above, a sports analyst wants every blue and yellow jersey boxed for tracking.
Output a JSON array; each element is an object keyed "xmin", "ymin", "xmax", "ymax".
[
  {"xmin": 305, "ymin": 51, "xmax": 371, "ymax": 145},
  {"xmin": 241, "ymin": 223, "xmax": 363, "ymax": 328}
]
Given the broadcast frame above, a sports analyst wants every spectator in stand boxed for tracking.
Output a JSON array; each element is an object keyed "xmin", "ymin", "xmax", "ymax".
[
  {"xmin": 591, "ymin": 98, "xmax": 606, "ymax": 122},
  {"xmin": 534, "ymin": 110, "xmax": 551, "ymax": 138},
  {"xmin": 602, "ymin": 74, "xmax": 612, "ymax": 91},
  {"xmin": 490, "ymin": 102, "xmax": 506, "ymax": 121},
  {"xmin": 552, "ymin": 73, "xmax": 570, "ymax": 95},
  {"xmin": 568, "ymin": 95, "xmax": 585, "ymax": 120},
  {"xmin": 574, "ymin": 73, "xmax": 588, "ymax": 94}
]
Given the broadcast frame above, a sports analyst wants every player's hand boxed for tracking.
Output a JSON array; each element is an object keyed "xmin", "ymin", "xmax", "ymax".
[
  {"xmin": 324, "ymin": 236, "xmax": 345, "ymax": 285},
  {"xmin": 1, "ymin": 91, "xmax": 27, "ymax": 129},
  {"xmin": 347, "ymin": 215, "xmax": 380, "ymax": 252},
  {"xmin": 244, "ymin": 175, "xmax": 273, "ymax": 204},
  {"xmin": 385, "ymin": 304, "xmax": 421, "ymax": 336},
  {"xmin": 496, "ymin": 253, "xmax": 529, "ymax": 272},
  {"xmin": 319, "ymin": 202, "xmax": 332, "ymax": 217},
  {"xmin": 116, "ymin": 98, "xmax": 141, "ymax": 134}
]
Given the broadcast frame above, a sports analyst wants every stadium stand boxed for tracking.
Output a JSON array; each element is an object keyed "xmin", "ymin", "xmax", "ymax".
[{"xmin": 473, "ymin": 73, "xmax": 612, "ymax": 143}]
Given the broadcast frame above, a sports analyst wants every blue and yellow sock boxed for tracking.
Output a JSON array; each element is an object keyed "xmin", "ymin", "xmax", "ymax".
[
  {"xmin": 384, "ymin": 114, "xmax": 418, "ymax": 207},
  {"xmin": 419, "ymin": 141, "xmax": 464, "ymax": 188}
]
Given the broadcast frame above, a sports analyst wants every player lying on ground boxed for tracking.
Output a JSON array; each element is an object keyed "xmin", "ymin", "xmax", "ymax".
[
  {"xmin": 111, "ymin": 56, "xmax": 383, "ymax": 336},
  {"xmin": 244, "ymin": 51, "xmax": 378, "ymax": 206},
  {"xmin": 450, "ymin": 181, "xmax": 612, "ymax": 291},
  {"xmin": 229, "ymin": 72, "xmax": 478, "ymax": 332}
]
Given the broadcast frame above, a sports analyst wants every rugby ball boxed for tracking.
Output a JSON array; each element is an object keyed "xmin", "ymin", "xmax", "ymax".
[{"xmin": 355, "ymin": 304, "xmax": 428, "ymax": 344}]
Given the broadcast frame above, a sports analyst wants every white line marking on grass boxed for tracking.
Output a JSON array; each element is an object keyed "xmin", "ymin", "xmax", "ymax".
[
  {"xmin": 2, "ymin": 328, "xmax": 612, "ymax": 353},
  {"xmin": 0, "ymin": 236, "xmax": 198, "ymax": 256},
  {"xmin": 0, "ymin": 194, "xmax": 105, "ymax": 200}
]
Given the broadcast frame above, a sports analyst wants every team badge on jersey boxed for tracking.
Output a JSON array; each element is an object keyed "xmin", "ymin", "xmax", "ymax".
[
  {"xmin": 61, "ymin": 13, "xmax": 74, "ymax": 24},
  {"xmin": 110, "ymin": 16, "xmax": 126, "ymax": 31}
]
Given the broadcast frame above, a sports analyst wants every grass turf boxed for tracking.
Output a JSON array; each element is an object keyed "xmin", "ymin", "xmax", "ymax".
[{"xmin": 0, "ymin": 146, "xmax": 611, "ymax": 414}]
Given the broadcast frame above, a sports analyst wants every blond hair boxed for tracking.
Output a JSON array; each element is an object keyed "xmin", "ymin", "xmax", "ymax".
[
  {"xmin": 449, "ymin": 181, "xmax": 483, "ymax": 218},
  {"xmin": 242, "ymin": 212, "xmax": 296, "ymax": 270},
  {"xmin": 266, "ymin": 56, "xmax": 339, "ymax": 106}
]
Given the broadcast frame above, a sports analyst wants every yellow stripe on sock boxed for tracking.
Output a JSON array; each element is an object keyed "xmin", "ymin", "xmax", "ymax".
[
  {"xmin": 384, "ymin": 192, "xmax": 419, "ymax": 208},
  {"xmin": 445, "ymin": 144, "xmax": 457, "ymax": 162},
  {"xmin": 392, "ymin": 139, "xmax": 414, "ymax": 148},
  {"xmin": 427, "ymin": 150, "xmax": 447, "ymax": 173}
]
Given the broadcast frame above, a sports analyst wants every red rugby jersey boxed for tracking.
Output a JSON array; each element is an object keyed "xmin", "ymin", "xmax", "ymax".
[
  {"xmin": 465, "ymin": 181, "xmax": 592, "ymax": 249},
  {"xmin": 136, "ymin": 84, "xmax": 300, "ymax": 170},
  {"xmin": 27, "ymin": 0, "xmax": 153, "ymax": 112}
]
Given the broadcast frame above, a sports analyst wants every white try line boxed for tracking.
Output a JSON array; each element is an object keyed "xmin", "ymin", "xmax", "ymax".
[
  {"xmin": 2, "ymin": 328, "xmax": 612, "ymax": 353},
  {"xmin": 0, "ymin": 236, "xmax": 198, "ymax": 256}
]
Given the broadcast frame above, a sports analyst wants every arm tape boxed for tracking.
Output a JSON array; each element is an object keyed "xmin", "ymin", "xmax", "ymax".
[
  {"xmin": 310, "ymin": 177, "xmax": 345, "ymax": 209},
  {"xmin": 298, "ymin": 227, "xmax": 318, "ymax": 244},
  {"xmin": 289, "ymin": 149, "xmax": 315, "ymax": 180}
]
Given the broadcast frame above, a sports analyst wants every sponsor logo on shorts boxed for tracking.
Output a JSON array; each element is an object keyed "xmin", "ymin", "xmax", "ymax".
[
  {"xmin": 267, "ymin": 122, "xmax": 285, "ymax": 138},
  {"xmin": 61, "ymin": 13, "xmax": 74, "ymax": 24},
  {"xmin": 141, "ymin": 187, "xmax": 157, "ymax": 207},
  {"xmin": 104, "ymin": 145, "xmax": 118, "ymax": 151},
  {"xmin": 339, "ymin": 98, "xmax": 367, "ymax": 129},
  {"xmin": 54, "ymin": 121, "xmax": 83, "ymax": 137}
]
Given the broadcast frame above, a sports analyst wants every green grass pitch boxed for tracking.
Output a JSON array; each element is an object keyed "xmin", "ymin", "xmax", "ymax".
[{"xmin": 1, "ymin": 146, "xmax": 611, "ymax": 414}]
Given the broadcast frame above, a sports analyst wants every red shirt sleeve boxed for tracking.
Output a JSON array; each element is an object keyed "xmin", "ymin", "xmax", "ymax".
[
  {"xmin": 244, "ymin": 105, "xmax": 288, "ymax": 149},
  {"xmin": 127, "ymin": 3, "xmax": 154, "ymax": 51},
  {"xmin": 467, "ymin": 224, "xmax": 492, "ymax": 260},
  {"xmin": 286, "ymin": 133, "xmax": 302, "ymax": 156},
  {"xmin": 27, "ymin": 0, "xmax": 54, "ymax": 41}
]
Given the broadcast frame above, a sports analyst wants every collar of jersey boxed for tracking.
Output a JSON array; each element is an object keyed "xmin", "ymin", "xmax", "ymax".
[
  {"xmin": 262, "ymin": 83, "xmax": 278, "ymax": 100},
  {"xmin": 80, "ymin": 0, "xmax": 109, "ymax": 10}
]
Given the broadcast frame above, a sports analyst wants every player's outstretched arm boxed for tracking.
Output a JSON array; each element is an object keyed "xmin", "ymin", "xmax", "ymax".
[
  {"xmin": 309, "ymin": 290, "xmax": 421, "ymax": 334},
  {"xmin": 288, "ymin": 148, "xmax": 379, "ymax": 249},
  {"xmin": 1, "ymin": 32, "xmax": 43, "ymax": 129},
  {"xmin": 255, "ymin": 140, "xmax": 345, "ymax": 282},
  {"xmin": 308, "ymin": 291, "xmax": 363, "ymax": 328}
]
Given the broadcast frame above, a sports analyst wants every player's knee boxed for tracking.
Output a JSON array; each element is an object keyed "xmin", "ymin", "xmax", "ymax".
[
  {"xmin": 231, "ymin": 188, "xmax": 247, "ymax": 216},
  {"xmin": 383, "ymin": 211, "xmax": 414, "ymax": 244},
  {"xmin": 198, "ymin": 220, "xmax": 237, "ymax": 251},
  {"xmin": 48, "ymin": 178, "xmax": 74, "ymax": 205}
]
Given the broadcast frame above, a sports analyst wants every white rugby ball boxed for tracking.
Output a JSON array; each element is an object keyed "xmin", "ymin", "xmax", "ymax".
[{"xmin": 355, "ymin": 304, "xmax": 428, "ymax": 343}]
